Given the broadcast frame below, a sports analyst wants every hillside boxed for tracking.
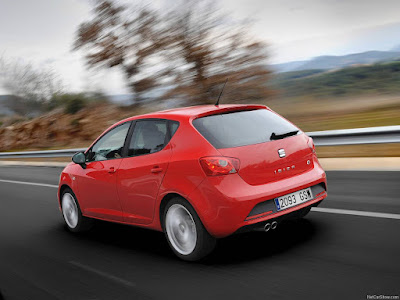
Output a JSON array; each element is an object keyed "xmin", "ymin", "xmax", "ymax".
[
  {"xmin": 272, "ymin": 61, "xmax": 400, "ymax": 98},
  {"xmin": 0, "ymin": 103, "xmax": 145, "ymax": 151},
  {"xmin": 0, "ymin": 95, "xmax": 14, "ymax": 116},
  {"xmin": 272, "ymin": 50, "xmax": 400, "ymax": 73}
]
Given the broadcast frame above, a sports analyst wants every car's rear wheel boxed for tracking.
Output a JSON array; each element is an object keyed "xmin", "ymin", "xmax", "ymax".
[
  {"xmin": 163, "ymin": 197, "xmax": 216, "ymax": 261},
  {"xmin": 61, "ymin": 188, "xmax": 93, "ymax": 232}
]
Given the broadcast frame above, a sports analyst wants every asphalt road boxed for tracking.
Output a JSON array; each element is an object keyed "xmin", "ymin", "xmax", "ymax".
[{"xmin": 0, "ymin": 166, "xmax": 399, "ymax": 300}]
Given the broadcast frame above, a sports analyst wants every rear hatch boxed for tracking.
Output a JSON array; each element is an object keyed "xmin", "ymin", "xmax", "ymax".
[{"xmin": 192, "ymin": 108, "xmax": 314, "ymax": 185}]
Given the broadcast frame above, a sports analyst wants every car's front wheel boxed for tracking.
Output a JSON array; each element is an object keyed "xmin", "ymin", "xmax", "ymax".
[
  {"xmin": 61, "ymin": 188, "xmax": 93, "ymax": 232},
  {"xmin": 163, "ymin": 197, "xmax": 216, "ymax": 261}
]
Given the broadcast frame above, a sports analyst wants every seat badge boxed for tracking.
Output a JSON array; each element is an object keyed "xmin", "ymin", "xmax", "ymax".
[{"xmin": 278, "ymin": 149, "xmax": 286, "ymax": 158}]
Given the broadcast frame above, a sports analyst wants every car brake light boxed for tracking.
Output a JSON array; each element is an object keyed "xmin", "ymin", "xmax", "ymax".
[
  {"xmin": 307, "ymin": 137, "xmax": 316, "ymax": 153},
  {"xmin": 199, "ymin": 157, "xmax": 240, "ymax": 176}
]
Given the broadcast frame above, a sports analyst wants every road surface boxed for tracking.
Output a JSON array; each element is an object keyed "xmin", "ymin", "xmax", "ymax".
[{"xmin": 0, "ymin": 166, "xmax": 399, "ymax": 299}]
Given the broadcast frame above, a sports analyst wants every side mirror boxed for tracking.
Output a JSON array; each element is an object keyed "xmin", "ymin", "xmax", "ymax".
[{"xmin": 72, "ymin": 152, "xmax": 86, "ymax": 169}]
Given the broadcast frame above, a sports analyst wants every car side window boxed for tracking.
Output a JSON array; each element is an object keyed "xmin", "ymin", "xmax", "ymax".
[
  {"xmin": 128, "ymin": 120, "xmax": 167, "ymax": 157},
  {"xmin": 170, "ymin": 121, "xmax": 179, "ymax": 136},
  {"xmin": 86, "ymin": 122, "xmax": 131, "ymax": 162}
]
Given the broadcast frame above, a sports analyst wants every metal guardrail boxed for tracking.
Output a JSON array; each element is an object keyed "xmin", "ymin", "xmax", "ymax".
[
  {"xmin": 0, "ymin": 148, "xmax": 86, "ymax": 159},
  {"xmin": 308, "ymin": 125, "xmax": 400, "ymax": 146},
  {"xmin": 0, "ymin": 125, "xmax": 399, "ymax": 159}
]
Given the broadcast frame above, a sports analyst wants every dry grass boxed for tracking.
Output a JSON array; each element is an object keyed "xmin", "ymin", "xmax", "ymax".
[
  {"xmin": 261, "ymin": 94, "xmax": 400, "ymax": 158},
  {"xmin": 316, "ymin": 143, "xmax": 400, "ymax": 158},
  {"xmin": 265, "ymin": 94, "xmax": 400, "ymax": 131}
]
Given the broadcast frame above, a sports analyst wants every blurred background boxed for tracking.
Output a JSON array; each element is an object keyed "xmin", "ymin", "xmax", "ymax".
[{"xmin": 0, "ymin": 0, "xmax": 399, "ymax": 158}]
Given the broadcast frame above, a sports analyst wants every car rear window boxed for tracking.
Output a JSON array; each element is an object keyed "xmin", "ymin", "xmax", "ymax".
[{"xmin": 192, "ymin": 109, "xmax": 300, "ymax": 149}]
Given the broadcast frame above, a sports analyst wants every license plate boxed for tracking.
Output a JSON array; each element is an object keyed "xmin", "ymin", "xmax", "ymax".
[{"xmin": 274, "ymin": 188, "xmax": 313, "ymax": 211}]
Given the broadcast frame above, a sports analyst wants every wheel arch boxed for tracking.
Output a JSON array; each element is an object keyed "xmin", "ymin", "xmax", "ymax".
[
  {"xmin": 59, "ymin": 184, "xmax": 72, "ymax": 206},
  {"xmin": 159, "ymin": 192, "xmax": 185, "ymax": 228},
  {"xmin": 158, "ymin": 190, "xmax": 212, "ymax": 233}
]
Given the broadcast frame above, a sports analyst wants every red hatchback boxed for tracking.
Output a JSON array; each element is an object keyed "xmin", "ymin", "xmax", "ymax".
[{"xmin": 58, "ymin": 104, "xmax": 327, "ymax": 260}]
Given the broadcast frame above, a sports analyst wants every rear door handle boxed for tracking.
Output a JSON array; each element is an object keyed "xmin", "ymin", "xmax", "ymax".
[
  {"xmin": 108, "ymin": 167, "xmax": 116, "ymax": 174},
  {"xmin": 151, "ymin": 166, "xmax": 163, "ymax": 173}
]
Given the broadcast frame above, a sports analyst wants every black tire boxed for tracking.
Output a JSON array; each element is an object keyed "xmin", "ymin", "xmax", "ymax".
[
  {"xmin": 163, "ymin": 197, "xmax": 216, "ymax": 261},
  {"xmin": 61, "ymin": 188, "xmax": 93, "ymax": 233}
]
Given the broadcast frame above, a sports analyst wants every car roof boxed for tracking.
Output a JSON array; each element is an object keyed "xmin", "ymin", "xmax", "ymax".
[
  {"xmin": 119, "ymin": 104, "xmax": 268, "ymax": 124},
  {"xmin": 90, "ymin": 104, "xmax": 269, "ymax": 150}
]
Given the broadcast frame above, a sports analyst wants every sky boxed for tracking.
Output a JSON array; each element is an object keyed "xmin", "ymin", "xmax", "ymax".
[{"xmin": 1, "ymin": 0, "xmax": 400, "ymax": 94}]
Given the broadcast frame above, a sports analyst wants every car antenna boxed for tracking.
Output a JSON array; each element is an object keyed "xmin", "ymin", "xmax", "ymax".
[{"xmin": 215, "ymin": 78, "xmax": 228, "ymax": 106}]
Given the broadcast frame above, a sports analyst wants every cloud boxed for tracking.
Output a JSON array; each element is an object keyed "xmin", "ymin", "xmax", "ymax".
[{"xmin": 2, "ymin": 0, "xmax": 400, "ymax": 94}]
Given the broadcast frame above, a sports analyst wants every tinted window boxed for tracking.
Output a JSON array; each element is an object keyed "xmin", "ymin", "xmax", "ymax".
[
  {"xmin": 170, "ymin": 121, "xmax": 179, "ymax": 136},
  {"xmin": 128, "ymin": 120, "xmax": 167, "ymax": 156},
  {"xmin": 87, "ymin": 122, "xmax": 131, "ymax": 161},
  {"xmin": 192, "ymin": 109, "xmax": 300, "ymax": 149}
]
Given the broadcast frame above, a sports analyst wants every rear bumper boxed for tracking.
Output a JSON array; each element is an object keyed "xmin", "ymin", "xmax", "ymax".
[
  {"xmin": 187, "ymin": 157, "xmax": 327, "ymax": 238},
  {"xmin": 235, "ymin": 198, "xmax": 324, "ymax": 234}
]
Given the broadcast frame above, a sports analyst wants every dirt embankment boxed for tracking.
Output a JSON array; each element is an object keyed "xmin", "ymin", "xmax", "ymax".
[
  {"xmin": 0, "ymin": 96, "xmax": 399, "ymax": 157},
  {"xmin": 0, "ymin": 104, "xmax": 139, "ymax": 151}
]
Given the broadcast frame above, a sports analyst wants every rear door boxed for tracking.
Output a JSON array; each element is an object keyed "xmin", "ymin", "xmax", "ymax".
[
  {"xmin": 192, "ymin": 109, "xmax": 314, "ymax": 185},
  {"xmin": 117, "ymin": 119, "xmax": 174, "ymax": 224}
]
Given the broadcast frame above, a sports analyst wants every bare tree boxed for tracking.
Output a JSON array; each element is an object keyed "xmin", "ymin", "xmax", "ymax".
[
  {"xmin": 164, "ymin": 0, "xmax": 271, "ymax": 104},
  {"xmin": 74, "ymin": 0, "xmax": 272, "ymax": 106},
  {"xmin": 0, "ymin": 56, "xmax": 63, "ymax": 115},
  {"xmin": 74, "ymin": 0, "xmax": 170, "ymax": 103}
]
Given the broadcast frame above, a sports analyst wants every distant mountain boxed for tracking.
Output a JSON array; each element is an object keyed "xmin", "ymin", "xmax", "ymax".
[
  {"xmin": 0, "ymin": 95, "xmax": 14, "ymax": 116},
  {"xmin": 391, "ymin": 45, "xmax": 400, "ymax": 52},
  {"xmin": 271, "ymin": 61, "xmax": 400, "ymax": 98},
  {"xmin": 270, "ymin": 60, "xmax": 308, "ymax": 73},
  {"xmin": 108, "ymin": 86, "xmax": 174, "ymax": 106},
  {"xmin": 272, "ymin": 50, "xmax": 400, "ymax": 73},
  {"xmin": 108, "ymin": 94, "xmax": 133, "ymax": 106}
]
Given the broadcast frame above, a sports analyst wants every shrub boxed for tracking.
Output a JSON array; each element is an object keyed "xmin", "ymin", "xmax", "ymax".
[
  {"xmin": 48, "ymin": 92, "xmax": 109, "ymax": 114},
  {"xmin": 70, "ymin": 118, "xmax": 80, "ymax": 126},
  {"xmin": 65, "ymin": 97, "xmax": 85, "ymax": 114}
]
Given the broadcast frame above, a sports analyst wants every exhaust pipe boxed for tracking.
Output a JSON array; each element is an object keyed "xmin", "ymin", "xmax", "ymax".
[
  {"xmin": 271, "ymin": 221, "xmax": 278, "ymax": 230},
  {"xmin": 264, "ymin": 223, "xmax": 271, "ymax": 232}
]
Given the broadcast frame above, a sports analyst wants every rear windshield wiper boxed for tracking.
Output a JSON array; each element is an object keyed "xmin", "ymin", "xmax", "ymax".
[{"xmin": 270, "ymin": 130, "xmax": 299, "ymax": 141}]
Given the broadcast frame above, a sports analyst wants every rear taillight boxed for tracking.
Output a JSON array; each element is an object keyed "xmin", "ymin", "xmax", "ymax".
[
  {"xmin": 199, "ymin": 157, "xmax": 240, "ymax": 176},
  {"xmin": 308, "ymin": 137, "xmax": 316, "ymax": 153}
]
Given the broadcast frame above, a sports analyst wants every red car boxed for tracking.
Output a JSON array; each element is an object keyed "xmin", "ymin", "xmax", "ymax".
[{"xmin": 58, "ymin": 104, "xmax": 327, "ymax": 261}]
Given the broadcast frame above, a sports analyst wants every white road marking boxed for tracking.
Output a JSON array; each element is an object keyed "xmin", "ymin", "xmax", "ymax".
[
  {"xmin": 1, "ymin": 178, "xmax": 399, "ymax": 221},
  {"xmin": 0, "ymin": 178, "xmax": 58, "ymax": 188},
  {"xmin": 312, "ymin": 207, "xmax": 400, "ymax": 220},
  {"xmin": 69, "ymin": 261, "xmax": 136, "ymax": 287}
]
